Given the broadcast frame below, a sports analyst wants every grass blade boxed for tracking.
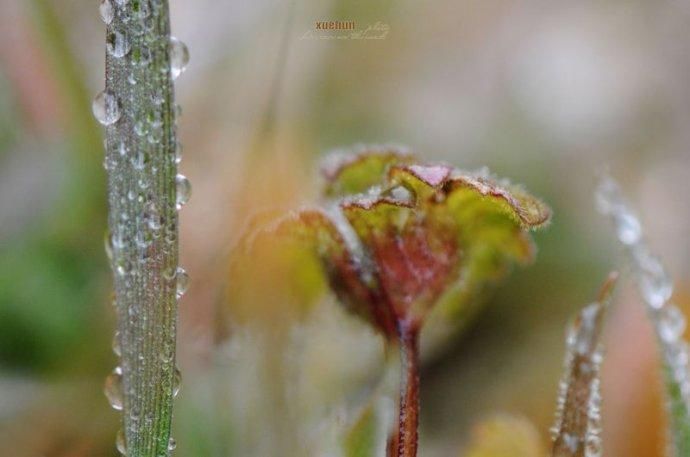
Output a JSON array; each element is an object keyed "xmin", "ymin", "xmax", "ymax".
[{"xmin": 596, "ymin": 174, "xmax": 690, "ymax": 456}]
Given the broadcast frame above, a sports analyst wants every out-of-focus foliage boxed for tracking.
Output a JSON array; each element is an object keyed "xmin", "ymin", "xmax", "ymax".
[
  {"xmin": 462, "ymin": 415, "xmax": 546, "ymax": 457},
  {"xmin": 0, "ymin": 0, "xmax": 108, "ymax": 374},
  {"xmin": 344, "ymin": 403, "xmax": 378, "ymax": 457}
]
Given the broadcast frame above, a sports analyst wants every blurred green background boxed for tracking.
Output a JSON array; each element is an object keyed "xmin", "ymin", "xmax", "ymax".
[{"xmin": 0, "ymin": 0, "xmax": 689, "ymax": 455}]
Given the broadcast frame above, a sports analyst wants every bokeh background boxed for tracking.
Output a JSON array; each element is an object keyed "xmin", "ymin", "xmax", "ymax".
[{"xmin": 1, "ymin": 0, "xmax": 689, "ymax": 455}]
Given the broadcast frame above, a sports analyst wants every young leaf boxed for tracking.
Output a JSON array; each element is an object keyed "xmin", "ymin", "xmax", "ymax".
[{"xmin": 596, "ymin": 174, "xmax": 690, "ymax": 456}]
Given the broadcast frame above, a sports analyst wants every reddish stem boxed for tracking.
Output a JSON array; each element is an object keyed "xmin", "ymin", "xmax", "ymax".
[{"xmin": 390, "ymin": 323, "xmax": 420, "ymax": 457}]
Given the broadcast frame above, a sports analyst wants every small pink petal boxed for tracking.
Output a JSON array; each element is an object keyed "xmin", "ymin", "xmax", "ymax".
[{"xmin": 407, "ymin": 165, "xmax": 452, "ymax": 187}]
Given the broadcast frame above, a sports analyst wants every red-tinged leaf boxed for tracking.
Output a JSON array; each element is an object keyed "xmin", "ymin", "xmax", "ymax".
[
  {"xmin": 341, "ymin": 199, "xmax": 460, "ymax": 328},
  {"xmin": 230, "ymin": 146, "xmax": 551, "ymax": 341}
]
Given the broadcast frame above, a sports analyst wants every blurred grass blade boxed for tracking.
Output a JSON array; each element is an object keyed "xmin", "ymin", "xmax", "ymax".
[
  {"xmin": 550, "ymin": 272, "xmax": 618, "ymax": 457},
  {"xmin": 28, "ymin": 0, "xmax": 105, "ymax": 229},
  {"xmin": 596, "ymin": 173, "xmax": 690, "ymax": 456}
]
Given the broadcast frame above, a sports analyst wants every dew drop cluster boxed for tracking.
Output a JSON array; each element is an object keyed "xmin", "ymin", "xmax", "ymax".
[{"xmin": 95, "ymin": 0, "xmax": 191, "ymax": 455}]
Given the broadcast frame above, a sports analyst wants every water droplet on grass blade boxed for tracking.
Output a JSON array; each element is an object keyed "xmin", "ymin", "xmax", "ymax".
[
  {"xmin": 116, "ymin": 429, "xmax": 127, "ymax": 454},
  {"xmin": 635, "ymin": 248, "xmax": 673, "ymax": 309},
  {"xmin": 594, "ymin": 176, "xmax": 622, "ymax": 215},
  {"xmin": 175, "ymin": 174, "xmax": 191, "ymax": 209},
  {"xmin": 105, "ymin": 231, "xmax": 114, "ymax": 261},
  {"xmin": 112, "ymin": 331, "xmax": 121, "ymax": 356},
  {"xmin": 93, "ymin": 91, "xmax": 121, "ymax": 125},
  {"xmin": 173, "ymin": 367, "xmax": 182, "ymax": 397},
  {"xmin": 107, "ymin": 30, "xmax": 131, "ymax": 58},
  {"xmin": 173, "ymin": 141, "xmax": 182, "ymax": 164},
  {"xmin": 613, "ymin": 210, "xmax": 642, "ymax": 245},
  {"xmin": 168, "ymin": 437, "xmax": 177, "ymax": 451},
  {"xmin": 176, "ymin": 267, "xmax": 189, "ymax": 298},
  {"xmin": 169, "ymin": 37, "xmax": 189, "ymax": 80},
  {"xmin": 133, "ymin": 0, "xmax": 151, "ymax": 18},
  {"xmin": 99, "ymin": 0, "xmax": 114, "ymax": 24},
  {"xmin": 104, "ymin": 366, "xmax": 124, "ymax": 410},
  {"xmin": 660, "ymin": 305, "xmax": 686, "ymax": 343},
  {"xmin": 163, "ymin": 266, "xmax": 177, "ymax": 282}
]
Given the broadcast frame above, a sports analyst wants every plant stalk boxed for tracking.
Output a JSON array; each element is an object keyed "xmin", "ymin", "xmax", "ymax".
[{"xmin": 389, "ymin": 323, "xmax": 420, "ymax": 457}]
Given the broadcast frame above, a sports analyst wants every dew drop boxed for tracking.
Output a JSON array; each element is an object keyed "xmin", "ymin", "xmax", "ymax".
[
  {"xmin": 148, "ymin": 125, "xmax": 163, "ymax": 144},
  {"xmin": 107, "ymin": 30, "xmax": 131, "ymax": 58},
  {"xmin": 99, "ymin": 0, "xmax": 115, "ymax": 25},
  {"xmin": 594, "ymin": 176, "xmax": 622, "ymax": 215},
  {"xmin": 172, "ymin": 366, "xmax": 182, "ymax": 397},
  {"xmin": 567, "ymin": 303, "xmax": 602, "ymax": 356},
  {"xmin": 613, "ymin": 210, "xmax": 642, "ymax": 245},
  {"xmin": 176, "ymin": 267, "xmax": 189, "ymax": 298},
  {"xmin": 165, "ymin": 227, "xmax": 177, "ymax": 245},
  {"xmin": 635, "ymin": 249, "xmax": 673, "ymax": 309},
  {"xmin": 163, "ymin": 266, "xmax": 177, "ymax": 282},
  {"xmin": 104, "ymin": 231, "xmax": 114, "ymax": 261},
  {"xmin": 92, "ymin": 91, "xmax": 121, "ymax": 126},
  {"xmin": 134, "ymin": 120, "xmax": 149, "ymax": 137},
  {"xmin": 140, "ymin": 46, "xmax": 153, "ymax": 67},
  {"xmin": 104, "ymin": 366, "xmax": 124, "ymax": 411},
  {"xmin": 111, "ymin": 230, "xmax": 126, "ymax": 250},
  {"xmin": 135, "ymin": 230, "xmax": 152, "ymax": 249},
  {"xmin": 116, "ymin": 428, "xmax": 127, "ymax": 455},
  {"xmin": 145, "ymin": 203, "xmax": 163, "ymax": 231},
  {"xmin": 175, "ymin": 174, "xmax": 191, "ymax": 210},
  {"xmin": 169, "ymin": 37, "xmax": 190, "ymax": 80},
  {"xmin": 116, "ymin": 258, "xmax": 132, "ymax": 276},
  {"xmin": 659, "ymin": 304, "xmax": 686, "ymax": 343},
  {"xmin": 151, "ymin": 88, "xmax": 165, "ymax": 106},
  {"xmin": 118, "ymin": 142, "xmax": 128, "ymax": 157},
  {"xmin": 173, "ymin": 141, "xmax": 183, "ymax": 165},
  {"xmin": 562, "ymin": 433, "xmax": 581, "ymax": 452},
  {"xmin": 168, "ymin": 437, "xmax": 177, "ymax": 451},
  {"xmin": 132, "ymin": 150, "xmax": 147, "ymax": 170},
  {"xmin": 112, "ymin": 331, "xmax": 122, "ymax": 357},
  {"xmin": 134, "ymin": 0, "xmax": 151, "ymax": 18}
]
